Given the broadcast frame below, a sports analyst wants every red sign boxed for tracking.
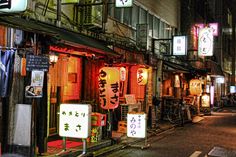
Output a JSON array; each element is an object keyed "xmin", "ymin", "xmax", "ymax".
[{"xmin": 99, "ymin": 67, "xmax": 120, "ymax": 110}]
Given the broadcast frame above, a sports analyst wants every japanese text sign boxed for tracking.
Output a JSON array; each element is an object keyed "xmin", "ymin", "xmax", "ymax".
[
  {"xmin": 189, "ymin": 79, "xmax": 202, "ymax": 95},
  {"xmin": 137, "ymin": 68, "xmax": 148, "ymax": 85},
  {"xmin": 198, "ymin": 27, "xmax": 214, "ymax": 56},
  {"xmin": 59, "ymin": 104, "xmax": 91, "ymax": 138},
  {"xmin": 99, "ymin": 67, "xmax": 120, "ymax": 110},
  {"xmin": 173, "ymin": 36, "xmax": 187, "ymax": 56},
  {"xmin": 127, "ymin": 113, "xmax": 146, "ymax": 138},
  {"xmin": 115, "ymin": 0, "xmax": 133, "ymax": 7}
]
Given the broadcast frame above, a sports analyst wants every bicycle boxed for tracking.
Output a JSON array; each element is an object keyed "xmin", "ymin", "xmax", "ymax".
[{"xmin": 167, "ymin": 100, "xmax": 184, "ymax": 126}]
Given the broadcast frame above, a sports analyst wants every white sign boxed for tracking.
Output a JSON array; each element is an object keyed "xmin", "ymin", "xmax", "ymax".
[
  {"xmin": 59, "ymin": 104, "xmax": 91, "ymax": 138},
  {"xmin": 230, "ymin": 86, "xmax": 235, "ymax": 93},
  {"xmin": 173, "ymin": 36, "xmax": 187, "ymax": 55},
  {"xmin": 127, "ymin": 113, "xmax": 146, "ymax": 138},
  {"xmin": 198, "ymin": 27, "xmax": 214, "ymax": 56},
  {"xmin": 0, "ymin": 0, "xmax": 27, "ymax": 13},
  {"xmin": 216, "ymin": 77, "xmax": 224, "ymax": 84},
  {"xmin": 115, "ymin": 0, "xmax": 133, "ymax": 7}
]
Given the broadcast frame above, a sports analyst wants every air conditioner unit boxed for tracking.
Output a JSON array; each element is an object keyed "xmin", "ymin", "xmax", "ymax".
[{"xmin": 81, "ymin": 0, "xmax": 103, "ymax": 29}]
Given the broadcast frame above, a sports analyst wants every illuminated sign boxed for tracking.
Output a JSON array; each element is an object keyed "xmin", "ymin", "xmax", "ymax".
[
  {"xmin": 216, "ymin": 77, "xmax": 224, "ymax": 83},
  {"xmin": 137, "ymin": 68, "xmax": 148, "ymax": 85},
  {"xmin": 115, "ymin": 0, "xmax": 133, "ymax": 7},
  {"xmin": 198, "ymin": 27, "xmax": 214, "ymax": 56},
  {"xmin": 173, "ymin": 36, "xmax": 187, "ymax": 56},
  {"xmin": 59, "ymin": 104, "xmax": 91, "ymax": 138},
  {"xmin": 201, "ymin": 93, "xmax": 210, "ymax": 108},
  {"xmin": 189, "ymin": 79, "xmax": 202, "ymax": 95},
  {"xmin": 230, "ymin": 86, "xmax": 235, "ymax": 93},
  {"xmin": 127, "ymin": 113, "xmax": 146, "ymax": 138},
  {"xmin": 99, "ymin": 67, "xmax": 120, "ymax": 110},
  {"xmin": 209, "ymin": 23, "xmax": 219, "ymax": 36},
  {"xmin": 0, "ymin": 0, "xmax": 27, "ymax": 13}
]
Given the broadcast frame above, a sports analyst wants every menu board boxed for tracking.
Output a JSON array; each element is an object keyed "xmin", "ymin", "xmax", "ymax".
[
  {"xmin": 26, "ymin": 55, "xmax": 49, "ymax": 71},
  {"xmin": 127, "ymin": 113, "xmax": 146, "ymax": 138}
]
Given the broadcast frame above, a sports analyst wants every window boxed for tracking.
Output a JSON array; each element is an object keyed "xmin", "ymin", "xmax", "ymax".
[
  {"xmin": 114, "ymin": 7, "xmax": 122, "ymax": 22},
  {"xmin": 123, "ymin": 7, "xmax": 132, "ymax": 25},
  {"xmin": 132, "ymin": 4, "xmax": 139, "ymax": 28},
  {"xmin": 148, "ymin": 13, "xmax": 153, "ymax": 37},
  {"xmin": 153, "ymin": 17, "xmax": 160, "ymax": 38},
  {"xmin": 139, "ymin": 8, "xmax": 147, "ymax": 24},
  {"xmin": 108, "ymin": 0, "xmax": 114, "ymax": 17},
  {"xmin": 159, "ymin": 21, "xmax": 164, "ymax": 39}
]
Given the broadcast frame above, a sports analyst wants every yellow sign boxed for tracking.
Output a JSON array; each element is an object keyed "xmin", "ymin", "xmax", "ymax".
[{"xmin": 137, "ymin": 68, "xmax": 148, "ymax": 85}]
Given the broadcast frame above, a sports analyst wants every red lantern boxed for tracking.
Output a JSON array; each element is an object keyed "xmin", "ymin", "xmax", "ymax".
[
  {"xmin": 99, "ymin": 67, "xmax": 120, "ymax": 110},
  {"xmin": 137, "ymin": 68, "xmax": 148, "ymax": 85}
]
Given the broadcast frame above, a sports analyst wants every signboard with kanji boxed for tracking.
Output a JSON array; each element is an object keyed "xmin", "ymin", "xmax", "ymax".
[
  {"xmin": 59, "ymin": 104, "xmax": 91, "ymax": 138},
  {"xmin": 99, "ymin": 67, "xmax": 120, "ymax": 110},
  {"xmin": 137, "ymin": 68, "xmax": 148, "ymax": 85},
  {"xmin": 198, "ymin": 27, "xmax": 214, "ymax": 56},
  {"xmin": 127, "ymin": 113, "xmax": 146, "ymax": 138}
]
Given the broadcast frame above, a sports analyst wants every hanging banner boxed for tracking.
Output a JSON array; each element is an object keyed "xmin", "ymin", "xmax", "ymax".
[
  {"xmin": 127, "ymin": 113, "xmax": 146, "ymax": 138},
  {"xmin": 0, "ymin": 49, "xmax": 15, "ymax": 97},
  {"xmin": 59, "ymin": 104, "xmax": 91, "ymax": 138},
  {"xmin": 99, "ymin": 67, "xmax": 120, "ymax": 110},
  {"xmin": 198, "ymin": 27, "xmax": 214, "ymax": 56},
  {"xmin": 189, "ymin": 79, "xmax": 202, "ymax": 95},
  {"xmin": 137, "ymin": 68, "xmax": 148, "ymax": 85}
]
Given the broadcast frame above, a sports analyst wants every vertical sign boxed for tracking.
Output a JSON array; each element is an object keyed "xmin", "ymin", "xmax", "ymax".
[
  {"xmin": 173, "ymin": 36, "xmax": 187, "ymax": 56},
  {"xmin": 189, "ymin": 79, "xmax": 202, "ymax": 95},
  {"xmin": 198, "ymin": 27, "xmax": 214, "ymax": 56},
  {"xmin": 115, "ymin": 0, "xmax": 133, "ymax": 7},
  {"xmin": 127, "ymin": 113, "xmax": 146, "ymax": 138},
  {"xmin": 136, "ymin": 24, "xmax": 148, "ymax": 51},
  {"xmin": 59, "ymin": 104, "xmax": 91, "ymax": 138},
  {"xmin": 99, "ymin": 67, "xmax": 120, "ymax": 110}
]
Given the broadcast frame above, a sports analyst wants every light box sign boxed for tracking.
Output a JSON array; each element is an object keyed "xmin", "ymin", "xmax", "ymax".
[
  {"xmin": 59, "ymin": 104, "xmax": 91, "ymax": 138},
  {"xmin": 209, "ymin": 23, "xmax": 219, "ymax": 36},
  {"xmin": 0, "ymin": 0, "xmax": 27, "ymax": 13},
  {"xmin": 201, "ymin": 93, "xmax": 210, "ymax": 108},
  {"xmin": 198, "ymin": 27, "xmax": 214, "ymax": 56},
  {"xmin": 230, "ymin": 86, "xmax": 235, "ymax": 93},
  {"xmin": 99, "ymin": 67, "xmax": 120, "ymax": 110},
  {"xmin": 127, "ymin": 113, "xmax": 146, "ymax": 138},
  {"xmin": 115, "ymin": 0, "xmax": 133, "ymax": 7},
  {"xmin": 173, "ymin": 36, "xmax": 187, "ymax": 56}
]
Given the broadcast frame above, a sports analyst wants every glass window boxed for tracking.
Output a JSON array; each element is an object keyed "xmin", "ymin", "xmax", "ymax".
[
  {"xmin": 153, "ymin": 17, "xmax": 159, "ymax": 38},
  {"xmin": 139, "ymin": 8, "xmax": 147, "ymax": 24},
  {"xmin": 123, "ymin": 7, "xmax": 132, "ymax": 25},
  {"xmin": 148, "ymin": 13, "xmax": 153, "ymax": 37},
  {"xmin": 107, "ymin": 0, "xmax": 114, "ymax": 17},
  {"xmin": 114, "ymin": 7, "xmax": 122, "ymax": 22},
  {"xmin": 159, "ymin": 21, "xmax": 164, "ymax": 39},
  {"xmin": 132, "ymin": 4, "xmax": 139, "ymax": 28}
]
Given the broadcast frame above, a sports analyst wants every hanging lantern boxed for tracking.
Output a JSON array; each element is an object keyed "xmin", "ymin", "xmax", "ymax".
[
  {"xmin": 119, "ymin": 67, "xmax": 126, "ymax": 82},
  {"xmin": 189, "ymin": 79, "xmax": 202, "ymax": 95},
  {"xmin": 99, "ymin": 67, "xmax": 120, "ymax": 110},
  {"xmin": 137, "ymin": 68, "xmax": 148, "ymax": 85}
]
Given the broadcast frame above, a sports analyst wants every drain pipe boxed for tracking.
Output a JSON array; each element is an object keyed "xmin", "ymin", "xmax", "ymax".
[{"xmin": 57, "ymin": 0, "xmax": 61, "ymax": 27}]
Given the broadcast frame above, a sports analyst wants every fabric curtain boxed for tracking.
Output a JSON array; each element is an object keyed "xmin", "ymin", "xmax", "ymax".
[{"xmin": 0, "ymin": 49, "xmax": 15, "ymax": 97}]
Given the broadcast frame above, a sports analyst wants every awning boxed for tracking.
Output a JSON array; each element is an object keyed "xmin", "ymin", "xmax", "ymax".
[
  {"xmin": 206, "ymin": 60, "xmax": 224, "ymax": 77},
  {"xmin": 0, "ymin": 16, "xmax": 120, "ymax": 57},
  {"xmin": 163, "ymin": 60, "xmax": 190, "ymax": 73}
]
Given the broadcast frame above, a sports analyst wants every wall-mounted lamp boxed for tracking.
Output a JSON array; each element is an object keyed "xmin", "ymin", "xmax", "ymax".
[{"xmin": 49, "ymin": 52, "xmax": 58, "ymax": 65}]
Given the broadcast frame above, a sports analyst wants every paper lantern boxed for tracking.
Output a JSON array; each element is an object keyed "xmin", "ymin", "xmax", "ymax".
[
  {"xmin": 119, "ymin": 67, "xmax": 126, "ymax": 81},
  {"xmin": 189, "ymin": 79, "xmax": 202, "ymax": 95},
  {"xmin": 137, "ymin": 68, "xmax": 148, "ymax": 85},
  {"xmin": 99, "ymin": 67, "xmax": 120, "ymax": 110}
]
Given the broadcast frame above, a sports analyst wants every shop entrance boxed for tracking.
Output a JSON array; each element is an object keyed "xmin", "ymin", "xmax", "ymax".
[{"xmin": 48, "ymin": 54, "xmax": 82, "ymax": 137}]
